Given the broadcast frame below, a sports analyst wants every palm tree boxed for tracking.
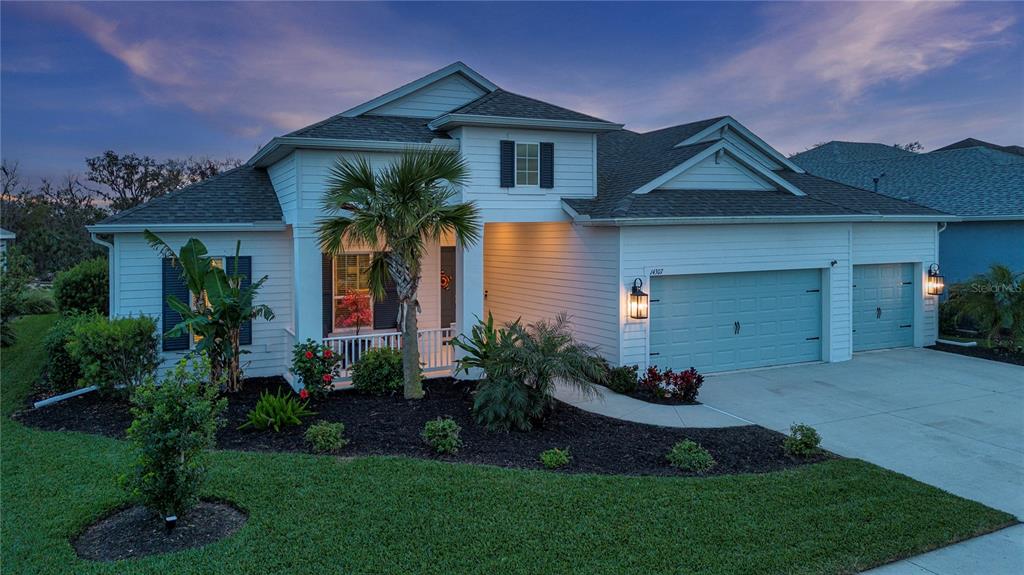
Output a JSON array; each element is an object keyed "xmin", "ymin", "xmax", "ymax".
[
  {"xmin": 317, "ymin": 147, "xmax": 480, "ymax": 399},
  {"xmin": 949, "ymin": 264, "xmax": 1024, "ymax": 347}
]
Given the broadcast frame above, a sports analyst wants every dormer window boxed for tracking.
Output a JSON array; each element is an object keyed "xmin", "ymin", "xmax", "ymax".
[{"xmin": 515, "ymin": 143, "xmax": 539, "ymax": 186}]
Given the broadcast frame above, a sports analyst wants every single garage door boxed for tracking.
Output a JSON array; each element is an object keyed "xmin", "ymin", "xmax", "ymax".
[
  {"xmin": 853, "ymin": 263, "xmax": 914, "ymax": 351},
  {"xmin": 649, "ymin": 269, "xmax": 822, "ymax": 373}
]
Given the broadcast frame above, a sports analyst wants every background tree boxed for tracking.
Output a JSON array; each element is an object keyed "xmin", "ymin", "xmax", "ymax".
[
  {"xmin": 893, "ymin": 141, "xmax": 924, "ymax": 152},
  {"xmin": 317, "ymin": 147, "xmax": 480, "ymax": 399},
  {"xmin": 85, "ymin": 151, "xmax": 241, "ymax": 212}
]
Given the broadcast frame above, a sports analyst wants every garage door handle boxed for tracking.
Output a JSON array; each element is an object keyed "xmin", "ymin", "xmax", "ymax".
[
  {"xmin": 806, "ymin": 336, "xmax": 820, "ymax": 341},
  {"xmin": 734, "ymin": 321, "xmax": 741, "ymax": 335},
  {"xmin": 899, "ymin": 324, "xmax": 912, "ymax": 328},
  {"xmin": 876, "ymin": 307, "xmax": 882, "ymax": 319}
]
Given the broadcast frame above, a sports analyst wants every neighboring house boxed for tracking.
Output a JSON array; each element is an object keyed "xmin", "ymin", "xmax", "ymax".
[
  {"xmin": 88, "ymin": 62, "xmax": 953, "ymax": 383},
  {"xmin": 793, "ymin": 139, "xmax": 1024, "ymax": 285},
  {"xmin": 0, "ymin": 227, "xmax": 14, "ymax": 262}
]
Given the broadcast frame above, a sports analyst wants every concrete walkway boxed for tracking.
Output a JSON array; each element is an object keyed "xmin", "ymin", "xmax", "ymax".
[{"xmin": 557, "ymin": 348, "xmax": 1024, "ymax": 574}]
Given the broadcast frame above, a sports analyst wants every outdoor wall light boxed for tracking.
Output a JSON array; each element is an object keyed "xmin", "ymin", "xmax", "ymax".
[
  {"xmin": 927, "ymin": 264, "xmax": 945, "ymax": 296},
  {"xmin": 629, "ymin": 278, "xmax": 649, "ymax": 319}
]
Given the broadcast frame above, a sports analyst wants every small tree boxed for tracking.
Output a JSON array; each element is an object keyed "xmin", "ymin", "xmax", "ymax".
[
  {"xmin": 53, "ymin": 257, "xmax": 108, "ymax": 315},
  {"xmin": 336, "ymin": 290, "xmax": 371, "ymax": 334},
  {"xmin": 317, "ymin": 147, "xmax": 480, "ymax": 399},
  {"xmin": 145, "ymin": 233, "xmax": 275, "ymax": 392},
  {"xmin": 123, "ymin": 356, "xmax": 226, "ymax": 519},
  {"xmin": 948, "ymin": 264, "xmax": 1024, "ymax": 347}
]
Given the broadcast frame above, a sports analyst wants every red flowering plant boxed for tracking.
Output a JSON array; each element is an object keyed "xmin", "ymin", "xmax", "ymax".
[
  {"xmin": 290, "ymin": 339, "xmax": 341, "ymax": 399},
  {"xmin": 335, "ymin": 291, "xmax": 372, "ymax": 334},
  {"xmin": 639, "ymin": 365, "xmax": 704, "ymax": 403}
]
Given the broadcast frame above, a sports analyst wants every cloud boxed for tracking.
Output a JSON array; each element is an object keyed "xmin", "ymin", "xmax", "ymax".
[{"xmin": 48, "ymin": 3, "xmax": 437, "ymax": 137}]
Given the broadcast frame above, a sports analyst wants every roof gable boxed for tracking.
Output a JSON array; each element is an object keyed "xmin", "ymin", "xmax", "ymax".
[
  {"xmin": 340, "ymin": 62, "xmax": 497, "ymax": 118},
  {"xmin": 674, "ymin": 117, "xmax": 805, "ymax": 174},
  {"xmin": 660, "ymin": 152, "xmax": 775, "ymax": 191},
  {"xmin": 634, "ymin": 140, "xmax": 804, "ymax": 196},
  {"xmin": 367, "ymin": 73, "xmax": 488, "ymax": 118}
]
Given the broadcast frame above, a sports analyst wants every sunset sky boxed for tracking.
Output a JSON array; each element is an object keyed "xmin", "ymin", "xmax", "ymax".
[{"xmin": 2, "ymin": 1, "xmax": 1022, "ymax": 182}]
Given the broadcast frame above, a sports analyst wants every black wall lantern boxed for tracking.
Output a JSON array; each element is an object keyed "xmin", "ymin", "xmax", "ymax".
[
  {"xmin": 927, "ymin": 263, "xmax": 945, "ymax": 296},
  {"xmin": 629, "ymin": 278, "xmax": 649, "ymax": 319}
]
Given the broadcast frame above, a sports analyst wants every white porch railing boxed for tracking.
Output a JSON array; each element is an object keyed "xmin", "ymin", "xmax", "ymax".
[{"xmin": 322, "ymin": 327, "xmax": 456, "ymax": 385}]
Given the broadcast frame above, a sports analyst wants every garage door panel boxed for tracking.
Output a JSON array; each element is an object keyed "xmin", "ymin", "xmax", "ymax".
[
  {"xmin": 650, "ymin": 269, "xmax": 822, "ymax": 373},
  {"xmin": 853, "ymin": 263, "xmax": 914, "ymax": 352}
]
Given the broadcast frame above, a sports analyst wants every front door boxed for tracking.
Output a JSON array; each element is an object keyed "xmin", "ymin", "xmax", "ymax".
[{"xmin": 441, "ymin": 247, "xmax": 456, "ymax": 327}]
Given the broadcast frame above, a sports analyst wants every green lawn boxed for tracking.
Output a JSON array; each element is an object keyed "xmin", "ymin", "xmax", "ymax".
[{"xmin": 1, "ymin": 315, "xmax": 1015, "ymax": 575}]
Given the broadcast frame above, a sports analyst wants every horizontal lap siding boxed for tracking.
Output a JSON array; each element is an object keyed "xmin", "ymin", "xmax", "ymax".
[
  {"xmin": 459, "ymin": 127, "xmax": 596, "ymax": 221},
  {"xmin": 852, "ymin": 223, "xmax": 940, "ymax": 344},
  {"xmin": 661, "ymin": 154, "xmax": 773, "ymax": 190},
  {"xmin": 369, "ymin": 74, "xmax": 485, "ymax": 118},
  {"xmin": 484, "ymin": 222, "xmax": 619, "ymax": 361},
  {"xmin": 619, "ymin": 223, "xmax": 852, "ymax": 368},
  {"xmin": 267, "ymin": 153, "xmax": 297, "ymax": 224},
  {"xmin": 113, "ymin": 231, "xmax": 294, "ymax": 378}
]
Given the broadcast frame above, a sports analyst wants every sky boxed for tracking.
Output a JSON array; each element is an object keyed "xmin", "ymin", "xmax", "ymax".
[{"xmin": 2, "ymin": 1, "xmax": 1023, "ymax": 183}]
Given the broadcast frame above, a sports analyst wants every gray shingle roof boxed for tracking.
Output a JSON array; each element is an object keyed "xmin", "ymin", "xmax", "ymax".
[
  {"xmin": 565, "ymin": 170, "xmax": 944, "ymax": 219},
  {"xmin": 934, "ymin": 138, "xmax": 1024, "ymax": 157},
  {"xmin": 96, "ymin": 165, "xmax": 283, "ymax": 225},
  {"xmin": 448, "ymin": 89, "xmax": 612, "ymax": 123},
  {"xmin": 285, "ymin": 114, "xmax": 449, "ymax": 142},
  {"xmin": 791, "ymin": 141, "xmax": 915, "ymax": 165},
  {"xmin": 792, "ymin": 142, "xmax": 1024, "ymax": 217}
]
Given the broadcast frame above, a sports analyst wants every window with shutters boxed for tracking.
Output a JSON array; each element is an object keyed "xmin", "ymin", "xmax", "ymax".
[
  {"xmin": 333, "ymin": 253, "xmax": 373, "ymax": 331},
  {"xmin": 515, "ymin": 142, "xmax": 539, "ymax": 186},
  {"xmin": 192, "ymin": 257, "xmax": 225, "ymax": 345}
]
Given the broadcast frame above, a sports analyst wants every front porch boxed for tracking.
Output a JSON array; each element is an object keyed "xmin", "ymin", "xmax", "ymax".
[{"xmin": 323, "ymin": 327, "xmax": 456, "ymax": 385}]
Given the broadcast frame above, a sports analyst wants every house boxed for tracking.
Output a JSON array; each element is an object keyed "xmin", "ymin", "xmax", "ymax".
[
  {"xmin": 0, "ymin": 227, "xmax": 14, "ymax": 262},
  {"xmin": 792, "ymin": 139, "xmax": 1024, "ymax": 285},
  {"xmin": 88, "ymin": 62, "xmax": 954, "ymax": 383}
]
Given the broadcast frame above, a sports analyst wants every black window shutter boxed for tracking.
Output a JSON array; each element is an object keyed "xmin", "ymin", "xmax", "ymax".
[
  {"xmin": 373, "ymin": 259, "xmax": 400, "ymax": 330},
  {"xmin": 322, "ymin": 253, "xmax": 333, "ymax": 338},
  {"xmin": 499, "ymin": 140, "xmax": 515, "ymax": 188},
  {"xmin": 229, "ymin": 255, "xmax": 254, "ymax": 346},
  {"xmin": 161, "ymin": 258, "xmax": 190, "ymax": 351},
  {"xmin": 540, "ymin": 142, "xmax": 554, "ymax": 188}
]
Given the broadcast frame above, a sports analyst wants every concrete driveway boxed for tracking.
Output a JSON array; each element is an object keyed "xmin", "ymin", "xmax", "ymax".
[
  {"xmin": 700, "ymin": 347, "xmax": 1023, "ymax": 574},
  {"xmin": 701, "ymin": 348, "xmax": 1023, "ymax": 517}
]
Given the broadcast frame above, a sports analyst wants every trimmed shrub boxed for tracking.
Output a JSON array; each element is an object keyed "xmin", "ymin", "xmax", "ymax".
[
  {"xmin": 783, "ymin": 423, "xmax": 822, "ymax": 458},
  {"xmin": 605, "ymin": 364, "xmax": 639, "ymax": 394},
  {"xmin": 239, "ymin": 389, "xmax": 315, "ymax": 432},
  {"xmin": 350, "ymin": 347, "xmax": 403, "ymax": 395},
  {"xmin": 666, "ymin": 440, "xmax": 716, "ymax": 473},
  {"xmin": 422, "ymin": 417, "xmax": 462, "ymax": 454},
  {"xmin": 291, "ymin": 339, "xmax": 341, "ymax": 398},
  {"xmin": 539, "ymin": 448, "xmax": 571, "ymax": 469},
  {"xmin": 53, "ymin": 258, "xmax": 108, "ymax": 315},
  {"xmin": 41, "ymin": 312, "xmax": 96, "ymax": 393},
  {"xmin": 305, "ymin": 420, "xmax": 349, "ymax": 453},
  {"xmin": 68, "ymin": 315, "xmax": 159, "ymax": 396},
  {"xmin": 122, "ymin": 357, "xmax": 226, "ymax": 518},
  {"xmin": 640, "ymin": 366, "xmax": 704, "ymax": 403}
]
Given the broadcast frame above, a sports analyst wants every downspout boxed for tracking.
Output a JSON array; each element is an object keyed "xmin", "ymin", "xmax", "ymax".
[{"xmin": 90, "ymin": 232, "xmax": 115, "ymax": 318}]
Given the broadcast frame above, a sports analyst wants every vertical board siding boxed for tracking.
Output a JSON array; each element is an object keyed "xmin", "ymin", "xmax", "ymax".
[
  {"xmin": 619, "ymin": 223, "xmax": 852, "ymax": 369},
  {"xmin": 367, "ymin": 74, "xmax": 486, "ymax": 118},
  {"xmin": 267, "ymin": 152, "xmax": 297, "ymax": 224},
  {"xmin": 114, "ymin": 231, "xmax": 294, "ymax": 378},
  {"xmin": 484, "ymin": 222, "xmax": 620, "ymax": 361},
  {"xmin": 660, "ymin": 153, "xmax": 773, "ymax": 190}
]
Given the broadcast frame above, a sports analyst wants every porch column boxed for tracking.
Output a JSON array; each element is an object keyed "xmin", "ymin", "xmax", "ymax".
[
  {"xmin": 293, "ymin": 226, "xmax": 324, "ymax": 343},
  {"xmin": 454, "ymin": 235, "xmax": 484, "ymax": 378}
]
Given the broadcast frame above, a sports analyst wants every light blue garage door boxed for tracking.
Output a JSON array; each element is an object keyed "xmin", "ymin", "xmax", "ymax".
[
  {"xmin": 853, "ymin": 264, "xmax": 914, "ymax": 352},
  {"xmin": 649, "ymin": 270, "xmax": 822, "ymax": 373}
]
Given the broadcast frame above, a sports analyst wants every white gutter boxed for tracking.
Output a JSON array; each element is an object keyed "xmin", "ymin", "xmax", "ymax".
[
  {"xmin": 90, "ymin": 232, "xmax": 115, "ymax": 318},
  {"xmin": 87, "ymin": 222, "xmax": 288, "ymax": 234},
  {"xmin": 249, "ymin": 137, "xmax": 458, "ymax": 167},
  {"xmin": 427, "ymin": 113, "xmax": 623, "ymax": 133},
  {"xmin": 570, "ymin": 212, "xmax": 961, "ymax": 226}
]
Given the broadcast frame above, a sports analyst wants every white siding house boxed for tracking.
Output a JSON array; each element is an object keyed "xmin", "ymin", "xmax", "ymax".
[{"xmin": 89, "ymin": 62, "xmax": 953, "ymax": 385}]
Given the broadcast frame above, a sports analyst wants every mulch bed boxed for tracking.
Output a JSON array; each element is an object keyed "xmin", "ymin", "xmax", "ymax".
[
  {"xmin": 928, "ymin": 342, "xmax": 1024, "ymax": 367},
  {"xmin": 72, "ymin": 501, "xmax": 247, "ymax": 562},
  {"xmin": 16, "ymin": 378, "xmax": 831, "ymax": 477}
]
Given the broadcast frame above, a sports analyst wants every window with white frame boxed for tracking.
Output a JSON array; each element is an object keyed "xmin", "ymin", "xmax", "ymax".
[
  {"xmin": 515, "ymin": 142, "xmax": 539, "ymax": 186},
  {"xmin": 192, "ymin": 257, "xmax": 225, "ymax": 345},
  {"xmin": 333, "ymin": 253, "xmax": 373, "ymax": 332}
]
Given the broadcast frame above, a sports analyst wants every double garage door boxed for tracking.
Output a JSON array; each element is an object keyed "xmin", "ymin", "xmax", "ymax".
[
  {"xmin": 649, "ymin": 264, "xmax": 915, "ymax": 373},
  {"xmin": 650, "ymin": 269, "xmax": 822, "ymax": 373}
]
